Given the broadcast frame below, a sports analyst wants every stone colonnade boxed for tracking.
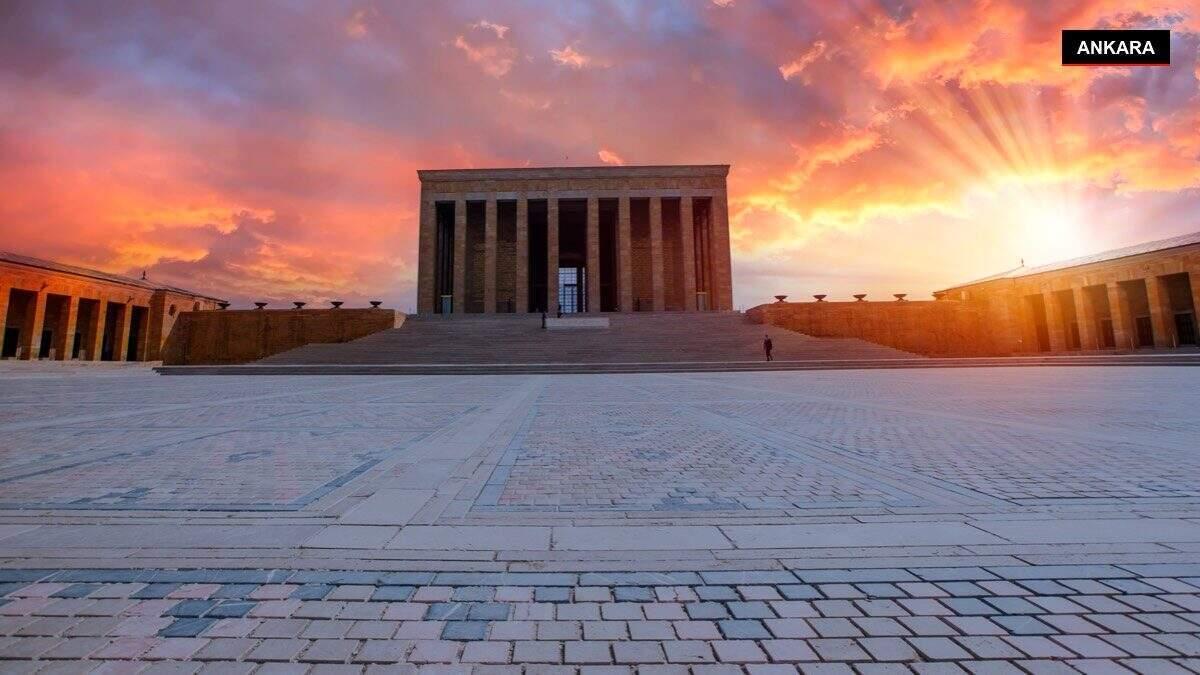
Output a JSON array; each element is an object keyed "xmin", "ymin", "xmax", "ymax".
[
  {"xmin": 416, "ymin": 166, "xmax": 733, "ymax": 315},
  {"xmin": 955, "ymin": 247, "xmax": 1200, "ymax": 354},
  {"xmin": 0, "ymin": 259, "xmax": 221, "ymax": 361}
]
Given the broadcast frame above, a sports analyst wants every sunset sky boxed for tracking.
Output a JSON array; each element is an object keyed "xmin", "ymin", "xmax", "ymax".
[{"xmin": 1, "ymin": 1, "xmax": 1198, "ymax": 309}]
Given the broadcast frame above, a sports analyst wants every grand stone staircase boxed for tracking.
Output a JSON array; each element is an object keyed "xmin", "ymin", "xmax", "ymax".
[{"xmin": 152, "ymin": 312, "xmax": 916, "ymax": 374}]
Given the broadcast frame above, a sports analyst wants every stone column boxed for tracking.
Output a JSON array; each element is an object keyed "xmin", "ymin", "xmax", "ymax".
[
  {"xmin": 546, "ymin": 196, "xmax": 559, "ymax": 315},
  {"xmin": 452, "ymin": 198, "xmax": 466, "ymax": 314},
  {"xmin": 1106, "ymin": 283, "xmax": 1133, "ymax": 350},
  {"xmin": 416, "ymin": 198, "xmax": 435, "ymax": 314},
  {"xmin": 55, "ymin": 295, "xmax": 79, "ymax": 360},
  {"xmin": 86, "ymin": 299, "xmax": 107, "ymax": 361},
  {"xmin": 679, "ymin": 197, "xmax": 696, "ymax": 311},
  {"xmin": 1072, "ymin": 286, "xmax": 1097, "ymax": 351},
  {"xmin": 711, "ymin": 190, "xmax": 734, "ymax": 310},
  {"xmin": 515, "ymin": 196, "xmax": 529, "ymax": 313},
  {"xmin": 617, "ymin": 195, "xmax": 632, "ymax": 312},
  {"xmin": 484, "ymin": 198, "xmax": 498, "ymax": 314},
  {"xmin": 18, "ymin": 289, "xmax": 47, "ymax": 359},
  {"xmin": 649, "ymin": 196, "xmax": 665, "ymax": 311},
  {"xmin": 1045, "ymin": 292, "xmax": 1067, "ymax": 352},
  {"xmin": 112, "ymin": 303, "xmax": 133, "ymax": 361},
  {"xmin": 1146, "ymin": 276, "xmax": 1175, "ymax": 348},
  {"xmin": 586, "ymin": 196, "xmax": 601, "ymax": 313},
  {"xmin": 0, "ymin": 285, "xmax": 10, "ymax": 346}
]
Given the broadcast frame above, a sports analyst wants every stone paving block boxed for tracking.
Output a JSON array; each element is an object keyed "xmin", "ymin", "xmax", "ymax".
[
  {"xmin": 613, "ymin": 640, "xmax": 665, "ymax": 664},
  {"xmin": 408, "ymin": 639, "xmax": 462, "ymax": 663},
  {"xmin": 809, "ymin": 618, "xmax": 863, "ymax": 638},
  {"xmin": 514, "ymin": 640, "xmax": 563, "ymax": 663},
  {"xmin": 440, "ymin": 620, "xmax": 488, "ymax": 640},
  {"xmin": 554, "ymin": 526, "xmax": 731, "ymax": 550},
  {"xmin": 461, "ymin": 640, "xmax": 510, "ymax": 663},
  {"xmin": 809, "ymin": 638, "xmax": 870, "ymax": 662},
  {"xmin": 193, "ymin": 637, "xmax": 256, "ymax": 661},
  {"xmin": 627, "ymin": 621, "xmax": 674, "ymax": 641},
  {"xmin": 860, "ymin": 637, "xmax": 919, "ymax": 661},
  {"xmin": 1005, "ymin": 636, "xmax": 1076, "ymax": 659},
  {"xmin": 390, "ymin": 526, "xmax": 550, "ymax": 551},
  {"xmin": 565, "ymin": 640, "xmax": 613, "ymax": 664},
  {"xmin": 717, "ymin": 619, "xmax": 770, "ymax": 639},
  {"xmin": 955, "ymin": 635, "xmax": 1025, "ymax": 659}
]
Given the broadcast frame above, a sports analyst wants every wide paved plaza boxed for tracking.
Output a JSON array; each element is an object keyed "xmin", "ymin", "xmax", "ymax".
[{"xmin": 1, "ymin": 365, "xmax": 1199, "ymax": 672}]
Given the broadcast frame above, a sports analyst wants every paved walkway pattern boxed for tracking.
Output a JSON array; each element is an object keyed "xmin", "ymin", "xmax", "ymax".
[{"xmin": 0, "ymin": 364, "xmax": 1197, "ymax": 672}]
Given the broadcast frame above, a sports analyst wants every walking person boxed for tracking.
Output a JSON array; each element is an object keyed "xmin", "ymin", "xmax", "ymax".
[{"xmin": 763, "ymin": 333, "xmax": 773, "ymax": 362}]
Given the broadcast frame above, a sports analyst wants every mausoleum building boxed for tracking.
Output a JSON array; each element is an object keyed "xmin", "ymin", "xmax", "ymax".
[{"xmin": 415, "ymin": 165, "xmax": 734, "ymax": 315}]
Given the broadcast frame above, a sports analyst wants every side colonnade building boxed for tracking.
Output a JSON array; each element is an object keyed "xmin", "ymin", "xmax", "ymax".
[
  {"xmin": 940, "ymin": 231, "xmax": 1200, "ymax": 353},
  {"xmin": 0, "ymin": 252, "xmax": 223, "ymax": 361},
  {"xmin": 415, "ymin": 165, "xmax": 734, "ymax": 315}
]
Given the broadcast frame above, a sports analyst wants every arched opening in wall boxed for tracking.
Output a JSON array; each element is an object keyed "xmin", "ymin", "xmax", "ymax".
[{"xmin": 192, "ymin": 302, "xmax": 200, "ymax": 312}]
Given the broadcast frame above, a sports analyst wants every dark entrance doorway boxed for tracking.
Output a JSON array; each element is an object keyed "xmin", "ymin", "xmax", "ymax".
[
  {"xmin": 1025, "ymin": 294, "xmax": 1051, "ymax": 352},
  {"xmin": 101, "ymin": 303, "xmax": 122, "ymax": 361},
  {"xmin": 1, "ymin": 327, "xmax": 17, "ymax": 358},
  {"xmin": 1161, "ymin": 273, "xmax": 1197, "ymax": 346},
  {"xmin": 127, "ymin": 306, "xmax": 147, "ymax": 360}
]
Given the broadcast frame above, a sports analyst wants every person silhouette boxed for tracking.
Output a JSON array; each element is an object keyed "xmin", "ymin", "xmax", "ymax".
[{"xmin": 763, "ymin": 334, "xmax": 773, "ymax": 362}]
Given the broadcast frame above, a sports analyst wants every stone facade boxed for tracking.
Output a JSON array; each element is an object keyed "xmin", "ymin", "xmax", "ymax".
[
  {"xmin": 941, "ymin": 231, "xmax": 1200, "ymax": 354},
  {"xmin": 752, "ymin": 231, "xmax": 1200, "ymax": 357},
  {"xmin": 416, "ymin": 165, "xmax": 734, "ymax": 315},
  {"xmin": 0, "ymin": 252, "xmax": 223, "ymax": 361}
]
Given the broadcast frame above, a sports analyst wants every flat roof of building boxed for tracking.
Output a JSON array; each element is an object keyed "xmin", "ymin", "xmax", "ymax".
[
  {"xmin": 418, "ymin": 164, "xmax": 730, "ymax": 181},
  {"xmin": 941, "ymin": 229, "xmax": 1200, "ymax": 292},
  {"xmin": 0, "ymin": 250, "xmax": 225, "ymax": 301}
]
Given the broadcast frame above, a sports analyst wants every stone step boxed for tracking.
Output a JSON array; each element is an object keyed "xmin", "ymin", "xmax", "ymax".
[{"xmin": 155, "ymin": 353, "xmax": 1200, "ymax": 375}]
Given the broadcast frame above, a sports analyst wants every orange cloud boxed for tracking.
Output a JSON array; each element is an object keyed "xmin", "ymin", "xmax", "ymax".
[
  {"xmin": 779, "ymin": 41, "xmax": 827, "ymax": 82},
  {"xmin": 453, "ymin": 20, "xmax": 517, "ymax": 77},
  {"xmin": 598, "ymin": 149, "xmax": 625, "ymax": 165},
  {"xmin": 550, "ymin": 44, "xmax": 593, "ymax": 69}
]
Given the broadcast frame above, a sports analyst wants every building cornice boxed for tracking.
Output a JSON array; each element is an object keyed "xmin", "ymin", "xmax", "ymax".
[{"xmin": 418, "ymin": 164, "xmax": 730, "ymax": 182}]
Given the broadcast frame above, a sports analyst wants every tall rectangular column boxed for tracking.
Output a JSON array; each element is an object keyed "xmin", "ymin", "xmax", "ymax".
[
  {"xmin": 679, "ymin": 197, "xmax": 696, "ymax": 311},
  {"xmin": 112, "ymin": 303, "xmax": 132, "ymax": 361},
  {"xmin": 1146, "ymin": 276, "xmax": 1175, "ymax": 348},
  {"xmin": 649, "ymin": 196, "xmax": 665, "ymax": 312},
  {"xmin": 484, "ymin": 198, "xmax": 498, "ymax": 314},
  {"xmin": 1072, "ymin": 286, "xmax": 1097, "ymax": 351},
  {"xmin": 617, "ymin": 195, "xmax": 632, "ymax": 312},
  {"xmin": 18, "ymin": 289, "xmax": 47, "ymax": 359},
  {"xmin": 711, "ymin": 190, "xmax": 734, "ymax": 310},
  {"xmin": 86, "ymin": 299, "xmax": 107, "ymax": 361},
  {"xmin": 515, "ymin": 197, "xmax": 529, "ymax": 313},
  {"xmin": 1106, "ymin": 283, "xmax": 1132, "ymax": 350},
  {"xmin": 586, "ymin": 196, "xmax": 601, "ymax": 313},
  {"xmin": 417, "ymin": 198, "xmax": 435, "ymax": 313},
  {"xmin": 0, "ymin": 285, "xmax": 10, "ymax": 348},
  {"xmin": 55, "ymin": 296, "xmax": 79, "ymax": 360},
  {"xmin": 546, "ymin": 196, "xmax": 559, "ymax": 315},
  {"xmin": 452, "ymin": 198, "xmax": 466, "ymax": 314}
]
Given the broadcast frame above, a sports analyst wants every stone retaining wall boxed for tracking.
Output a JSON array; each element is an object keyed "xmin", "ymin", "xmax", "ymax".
[
  {"xmin": 748, "ymin": 300, "xmax": 1007, "ymax": 357},
  {"xmin": 162, "ymin": 308, "xmax": 403, "ymax": 365}
]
